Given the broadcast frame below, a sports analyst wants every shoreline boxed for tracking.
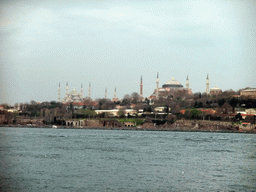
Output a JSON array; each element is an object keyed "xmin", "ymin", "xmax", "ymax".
[{"xmin": 1, "ymin": 124, "xmax": 255, "ymax": 134}]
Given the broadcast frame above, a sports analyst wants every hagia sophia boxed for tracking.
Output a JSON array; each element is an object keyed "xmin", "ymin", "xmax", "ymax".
[
  {"xmin": 148, "ymin": 73, "xmax": 192, "ymax": 100},
  {"xmin": 58, "ymin": 73, "xmax": 228, "ymax": 103}
]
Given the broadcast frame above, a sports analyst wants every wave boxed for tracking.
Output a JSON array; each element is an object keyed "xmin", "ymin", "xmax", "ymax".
[{"xmin": 210, "ymin": 149, "xmax": 234, "ymax": 153}]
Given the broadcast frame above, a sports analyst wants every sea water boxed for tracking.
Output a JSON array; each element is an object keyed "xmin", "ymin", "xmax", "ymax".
[{"xmin": 0, "ymin": 127, "xmax": 255, "ymax": 191}]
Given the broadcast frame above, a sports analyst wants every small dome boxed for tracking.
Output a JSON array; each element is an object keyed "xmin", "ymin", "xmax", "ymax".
[{"xmin": 211, "ymin": 85, "xmax": 221, "ymax": 90}]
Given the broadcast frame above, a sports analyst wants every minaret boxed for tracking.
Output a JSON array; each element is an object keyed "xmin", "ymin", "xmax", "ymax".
[
  {"xmin": 156, "ymin": 72, "xmax": 159, "ymax": 100},
  {"xmin": 58, "ymin": 82, "xmax": 61, "ymax": 102},
  {"xmin": 112, "ymin": 87, "xmax": 118, "ymax": 102},
  {"xmin": 206, "ymin": 74, "xmax": 210, "ymax": 95},
  {"xmin": 140, "ymin": 75, "xmax": 143, "ymax": 101},
  {"xmin": 114, "ymin": 87, "xmax": 117, "ymax": 98},
  {"xmin": 105, "ymin": 88, "xmax": 107, "ymax": 98},
  {"xmin": 88, "ymin": 82, "xmax": 91, "ymax": 98},
  {"xmin": 186, "ymin": 75, "xmax": 189, "ymax": 89},
  {"xmin": 66, "ymin": 82, "xmax": 68, "ymax": 96},
  {"xmin": 81, "ymin": 83, "xmax": 83, "ymax": 98}
]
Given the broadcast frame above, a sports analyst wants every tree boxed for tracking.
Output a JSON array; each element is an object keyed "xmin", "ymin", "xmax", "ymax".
[
  {"xmin": 78, "ymin": 109, "xmax": 96, "ymax": 118},
  {"xmin": 218, "ymin": 99, "xmax": 226, "ymax": 107},
  {"xmin": 235, "ymin": 113, "xmax": 243, "ymax": 121},
  {"xmin": 174, "ymin": 104, "xmax": 181, "ymax": 114},
  {"xmin": 184, "ymin": 109, "xmax": 191, "ymax": 119},
  {"xmin": 95, "ymin": 98, "xmax": 114, "ymax": 110},
  {"xmin": 144, "ymin": 105, "xmax": 153, "ymax": 112},
  {"xmin": 190, "ymin": 109, "xmax": 201, "ymax": 119},
  {"xmin": 122, "ymin": 94, "xmax": 132, "ymax": 106},
  {"xmin": 185, "ymin": 99, "xmax": 193, "ymax": 108},
  {"xmin": 2, "ymin": 103, "xmax": 9, "ymax": 109},
  {"xmin": 193, "ymin": 92, "xmax": 201, "ymax": 100},
  {"xmin": 229, "ymin": 97, "xmax": 239, "ymax": 113},
  {"xmin": 117, "ymin": 108, "xmax": 125, "ymax": 118},
  {"xmin": 206, "ymin": 100, "xmax": 211, "ymax": 108},
  {"xmin": 198, "ymin": 102, "xmax": 203, "ymax": 108},
  {"xmin": 134, "ymin": 103, "xmax": 144, "ymax": 113},
  {"xmin": 131, "ymin": 92, "xmax": 140, "ymax": 103},
  {"xmin": 199, "ymin": 111, "xmax": 206, "ymax": 120},
  {"xmin": 221, "ymin": 102, "xmax": 233, "ymax": 114},
  {"xmin": 221, "ymin": 89, "xmax": 236, "ymax": 97},
  {"xmin": 168, "ymin": 101, "xmax": 177, "ymax": 113},
  {"xmin": 83, "ymin": 97, "xmax": 94, "ymax": 109},
  {"xmin": 194, "ymin": 101, "xmax": 198, "ymax": 108},
  {"xmin": 69, "ymin": 102, "xmax": 74, "ymax": 115},
  {"xmin": 167, "ymin": 114, "xmax": 177, "ymax": 123}
]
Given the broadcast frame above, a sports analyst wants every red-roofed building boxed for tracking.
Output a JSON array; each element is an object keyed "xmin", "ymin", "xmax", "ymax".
[
  {"xmin": 239, "ymin": 122, "xmax": 255, "ymax": 131},
  {"xmin": 180, "ymin": 109, "xmax": 186, "ymax": 115},
  {"xmin": 179, "ymin": 109, "xmax": 216, "ymax": 115},
  {"xmin": 200, "ymin": 109, "xmax": 216, "ymax": 115},
  {"xmin": 240, "ymin": 114, "xmax": 255, "ymax": 119}
]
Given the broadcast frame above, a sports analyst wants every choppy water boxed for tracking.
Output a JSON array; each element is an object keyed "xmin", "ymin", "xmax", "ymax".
[{"xmin": 0, "ymin": 127, "xmax": 255, "ymax": 191}]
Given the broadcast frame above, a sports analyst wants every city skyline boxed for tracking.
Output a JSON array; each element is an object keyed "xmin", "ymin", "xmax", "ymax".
[
  {"xmin": 21, "ymin": 73, "xmax": 250, "ymax": 104},
  {"xmin": 1, "ymin": 0, "xmax": 256, "ymax": 105}
]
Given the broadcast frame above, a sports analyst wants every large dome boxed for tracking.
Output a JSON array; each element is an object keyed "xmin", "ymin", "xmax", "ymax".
[
  {"xmin": 62, "ymin": 88, "xmax": 83, "ymax": 103},
  {"xmin": 210, "ymin": 85, "xmax": 221, "ymax": 90},
  {"xmin": 70, "ymin": 89, "xmax": 80, "ymax": 96},
  {"xmin": 162, "ymin": 78, "xmax": 183, "ymax": 89}
]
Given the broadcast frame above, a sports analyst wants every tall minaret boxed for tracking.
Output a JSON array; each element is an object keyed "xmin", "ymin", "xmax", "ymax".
[
  {"xmin": 58, "ymin": 82, "xmax": 61, "ymax": 102},
  {"xmin": 81, "ymin": 83, "xmax": 83, "ymax": 98},
  {"xmin": 88, "ymin": 82, "xmax": 91, "ymax": 98},
  {"xmin": 206, "ymin": 74, "xmax": 210, "ymax": 95},
  {"xmin": 114, "ymin": 87, "xmax": 117, "ymax": 98},
  {"xmin": 66, "ymin": 82, "xmax": 68, "ymax": 96},
  {"xmin": 140, "ymin": 75, "xmax": 143, "ymax": 100},
  {"xmin": 105, "ymin": 88, "xmax": 107, "ymax": 98},
  {"xmin": 186, "ymin": 75, "xmax": 189, "ymax": 89},
  {"xmin": 156, "ymin": 72, "xmax": 159, "ymax": 100},
  {"xmin": 112, "ymin": 87, "xmax": 118, "ymax": 102}
]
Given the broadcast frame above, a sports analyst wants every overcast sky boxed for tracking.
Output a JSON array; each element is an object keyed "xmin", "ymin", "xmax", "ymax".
[{"xmin": 1, "ymin": 0, "xmax": 256, "ymax": 105}]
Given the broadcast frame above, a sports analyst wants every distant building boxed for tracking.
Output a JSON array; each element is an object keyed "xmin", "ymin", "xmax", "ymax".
[
  {"xmin": 112, "ymin": 87, "xmax": 118, "ymax": 102},
  {"xmin": 245, "ymin": 108, "xmax": 256, "ymax": 115},
  {"xmin": 210, "ymin": 85, "xmax": 222, "ymax": 95},
  {"xmin": 206, "ymin": 74, "xmax": 210, "ymax": 95},
  {"xmin": 239, "ymin": 122, "xmax": 255, "ymax": 131},
  {"xmin": 95, "ymin": 109, "xmax": 137, "ymax": 117},
  {"xmin": 140, "ymin": 75, "xmax": 143, "ymax": 101},
  {"xmin": 240, "ymin": 88, "xmax": 256, "ymax": 98},
  {"xmin": 61, "ymin": 82, "xmax": 84, "ymax": 103},
  {"xmin": 62, "ymin": 88, "xmax": 83, "ymax": 103},
  {"xmin": 150, "ymin": 76, "xmax": 192, "ymax": 100}
]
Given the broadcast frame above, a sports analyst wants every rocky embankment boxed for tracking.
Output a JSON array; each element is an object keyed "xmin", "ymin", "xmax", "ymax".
[{"xmin": 1, "ymin": 120, "xmax": 256, "ymax": 133}]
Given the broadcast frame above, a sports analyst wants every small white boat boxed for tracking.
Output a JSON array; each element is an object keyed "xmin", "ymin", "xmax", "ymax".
[{"xmin": 52, "ymin": 125, "xmax": 58, "ymax": 128}]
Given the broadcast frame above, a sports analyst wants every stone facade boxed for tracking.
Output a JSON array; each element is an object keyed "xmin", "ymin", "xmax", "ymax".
[
  {"xmin": 239, "ymin": 123, "xmax": 256, "ymax": 131},
  {"xmin": 210, "ymin": 85, "xmax": 222, "ymax": 95},
  {"xmin": 245, "ymin": 109, "xmax": 256, "ymax": 115},
  {"xmin": 240, "ymin": 89, "xmax": 256, "ymax": 98}
]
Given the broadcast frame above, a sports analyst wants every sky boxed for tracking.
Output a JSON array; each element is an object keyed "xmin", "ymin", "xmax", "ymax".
[{"xmin": 1, "ymin": 0, "xmax": 256, "ymax": 105}]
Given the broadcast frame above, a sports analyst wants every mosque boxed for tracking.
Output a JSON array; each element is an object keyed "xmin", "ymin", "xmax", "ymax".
[
  {"xmin": 145, "ymin": 73, "xmax": 222, "ymax": 100},
  {"xmin": 58, "ymin": 74, "xmax": 222, "ymax": 103},
  {"xmin": 148, "ymin": 73, "xmax": 193, "ymax": 100},
  {"xmin": 58, "ymin": 82, "xmax": 91, "ymax": 103}
]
